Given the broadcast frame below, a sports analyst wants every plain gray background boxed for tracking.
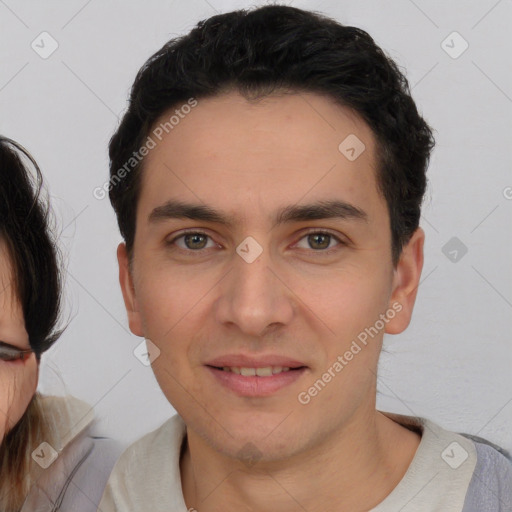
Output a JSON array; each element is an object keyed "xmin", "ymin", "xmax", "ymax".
[{"xmin": 0, "ymin": 0, "xmax": 511, "ymax": 451}]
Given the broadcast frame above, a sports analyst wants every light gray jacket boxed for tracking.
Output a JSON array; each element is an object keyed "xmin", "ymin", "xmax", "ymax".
[{"xmin": 20, "ymin": 395, "xmax": 122, "ymax": 512}]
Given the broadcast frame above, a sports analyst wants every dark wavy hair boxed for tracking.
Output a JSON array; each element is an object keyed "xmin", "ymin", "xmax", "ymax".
[
  {"xmin": 0, "ymin": 136, "xmax": 64, "ymax": 510},
  {"xmin": 0, "ymin": 136, "xmax": 63, "ymax": 357},
  {"xmin": 108, "ymin": 4, "xmax": 435, "ymax": 264}
]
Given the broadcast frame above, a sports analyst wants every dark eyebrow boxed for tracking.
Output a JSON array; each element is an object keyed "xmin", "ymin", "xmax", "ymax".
[
  {"xmin": 148, "ymin": 199, "xmax": 368, "ymax": 228},
  {"xmin": 275, "ymin": 200, "xmax": 368, "ymax": 225}
]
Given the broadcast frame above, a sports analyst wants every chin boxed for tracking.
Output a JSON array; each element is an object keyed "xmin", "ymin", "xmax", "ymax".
[
  {"xmin": 190, "ymin": 410, "xmax": 308, "ymax": 463},
  {"xmin": 216, "ymin": 434, "xmax": 300, "ymax": 465}
]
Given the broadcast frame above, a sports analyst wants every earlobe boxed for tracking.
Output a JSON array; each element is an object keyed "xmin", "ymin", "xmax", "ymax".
[
  {"xmin": 117, "ymin": 243, "xmax": 144, "ymax": 337},
  {"xmin": 385, "ymin": 228, "xmax": 425, "ymax": 335}
]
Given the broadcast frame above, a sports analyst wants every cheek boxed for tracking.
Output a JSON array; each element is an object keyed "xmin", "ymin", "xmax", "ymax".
[
  {"xmin": 298, "ymin": 265, "xmax": 393, "ymax": 392},
  {"xmin": 136, "ymin": 273, "xmax": 195, "ymax": 379},
  {"xmin": 136, "ymin": 270, "xmax": 218, "ymax": 411},
  {"xmin": 0, "ymin": 358, "xmax": 38, "ymax": 440},
  {"xmin": 136, "ymin": 266, "xmax": 215, "ymax": 340},
  {"xmin": 297, "ymin": 264, "xmax": 392, "ymax": 340}
]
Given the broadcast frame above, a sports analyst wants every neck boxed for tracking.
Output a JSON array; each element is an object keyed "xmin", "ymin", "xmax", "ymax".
[{"xmin": 180, "ymin": 404, "xmax": 421, "ymax": 512}]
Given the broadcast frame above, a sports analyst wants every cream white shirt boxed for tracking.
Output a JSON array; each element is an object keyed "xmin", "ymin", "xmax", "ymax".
[{"xmin": 98, "ymin": 411, "xmax": 511, "ymax": 511}]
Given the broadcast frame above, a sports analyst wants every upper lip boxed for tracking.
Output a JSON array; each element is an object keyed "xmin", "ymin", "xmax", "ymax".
[{"xmin": 205, "ymin": 354, "xmax": 307, "ymax": 368}]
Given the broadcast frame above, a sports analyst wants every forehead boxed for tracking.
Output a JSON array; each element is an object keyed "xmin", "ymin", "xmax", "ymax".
[
  {"xmin": 138, "ymin": 91, "xmax": 384, "ymax": 227},
  {"xmin": 0, "ymin": 237, "xmax": 15, "ymax": 299},
  {"xmin": 0, "ymin": 237, "xmax": 22, "ymax": 324}
]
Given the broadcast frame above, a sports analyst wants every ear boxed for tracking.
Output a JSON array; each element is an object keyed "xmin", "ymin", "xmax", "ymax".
[
  {"xmin": 385, "ymin": 227, "xmax": 424, "ymax": 335},
  {"xmin": 117, "ymin": 242, "xmax": 144, "ymax": 337}
]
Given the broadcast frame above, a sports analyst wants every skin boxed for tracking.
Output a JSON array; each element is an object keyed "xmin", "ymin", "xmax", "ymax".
[
  {"xmin": 0, "ymin": 237, "xmax": 38, "ymax": 441},
  {"xmin": 118, "ymin": 90, "xmax": 425, "ymax": 511}
]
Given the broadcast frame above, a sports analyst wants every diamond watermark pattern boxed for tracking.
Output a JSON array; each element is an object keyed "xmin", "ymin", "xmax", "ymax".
[
  {"xmin": 31, "ymin": 32, "xmax": 59, "ymax": 59},
  {"xmin": 441, "ymin": 31, "xmax": 469, "ymax": 59},
  {"xmin": 338, "ymin": 134, "xmax": 366, "ymax": 161},
  {"xmin": 441, "ymin": 441, "xmax": 469, "ymax": 469},
  {"xmin": 236, "ymin": 236, "xmax": 263, "ymax": 263},
  {"xmin": 133, "ymin": 338, "xmax": 161, "ymax": 366},
  {"xmin": 442, "ymin": 236, "xmax": 468, "ymax": 263},
  {"xmin": 237, "ymin": 442, "xmax": 263, "ymax": 468},
  {"xmin": 32, "ymin": 442, "xmax": 58, "ymax": 469}
]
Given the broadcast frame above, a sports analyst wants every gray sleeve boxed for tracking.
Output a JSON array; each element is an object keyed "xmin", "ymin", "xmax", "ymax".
[
  {"xmin": 57, "ymin": 437, "xmax": 124, "ymax": 512},
  {"xmin": 462, "ymin": 441, "xmax": 512, "ymax": 512}
]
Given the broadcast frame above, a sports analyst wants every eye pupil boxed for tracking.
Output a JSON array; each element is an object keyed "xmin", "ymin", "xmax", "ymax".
[{"xmin": 309, "ymin": 233, "xmax": 330, "ymax": 250}]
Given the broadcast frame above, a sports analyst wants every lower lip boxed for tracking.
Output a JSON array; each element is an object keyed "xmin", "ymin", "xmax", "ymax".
[{"xmin": 206, "ymin": 366, "xmax": 307, "ymax": 397}]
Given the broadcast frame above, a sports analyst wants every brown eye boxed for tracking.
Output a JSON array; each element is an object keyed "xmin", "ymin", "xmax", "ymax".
[
  {"xmin": 169, "ymin": 231, "xmax": 216, "ymax": 252},
  {"xmin": 295, "ymin": 231, "xmax": 343, "ymax": 252},
  {"xmin": 183, "ymin": 233, "xmax": 208, "ymax": 250},
  {"xmin": 307, "ymin": 233, "xmax": 331, "ymax": 250}
]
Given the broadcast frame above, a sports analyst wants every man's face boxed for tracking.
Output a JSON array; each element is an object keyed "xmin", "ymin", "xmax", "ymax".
[{"xmin": 119, "ymin": 91, "xmax": 422, "ymax": 461}]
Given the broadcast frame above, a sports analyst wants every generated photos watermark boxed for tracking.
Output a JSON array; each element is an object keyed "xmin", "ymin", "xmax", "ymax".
[
  {"xmin": 93, "ymin": 97, "xmax": 198, "ymax": 200},
  {"xmin": 298, "ymin": 301, "xmax": 402, "ymax": 405}
]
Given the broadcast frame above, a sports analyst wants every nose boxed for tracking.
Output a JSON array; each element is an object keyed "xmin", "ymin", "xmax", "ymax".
[{"xmin": 214, "ymin": 243, "xmax": 295, "ymax": 338}]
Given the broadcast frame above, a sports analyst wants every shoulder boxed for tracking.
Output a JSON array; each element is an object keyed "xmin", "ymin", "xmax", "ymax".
[
  {"xmin": 99, "ymin": 414, "xmax": 187, "ymax": 512},
  {"xmin": 39, "ymin": 394, "xmax": 95, "ymax": 448},
  {"xmin": 377, "ymin": 411, "xmax": 510, "ymax": 512},
  {"xmin": 460, "ymin": 435, "xmax": 512, "ymax": 512},
  {"xmin": 22, "ymin": 395, "xmax": 123, "ymax": 512},
  {"xmin": 109, "ymin": 413, "xmax": 184, "ymax": 473}
]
